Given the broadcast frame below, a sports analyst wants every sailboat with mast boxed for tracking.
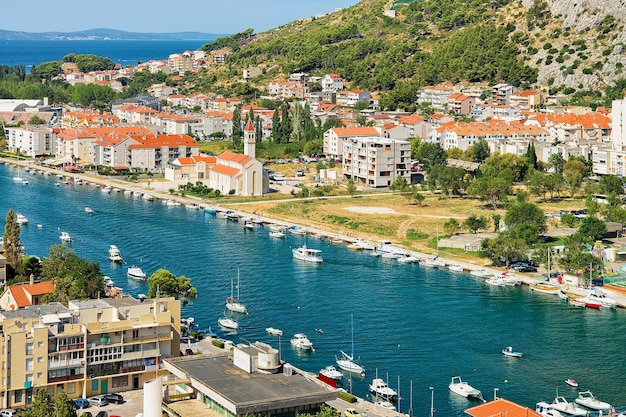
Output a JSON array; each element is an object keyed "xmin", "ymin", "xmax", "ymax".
[
  {"xmin": 225, "ymin": 269, "xmax": 247, "ymax": 314},
  {"xmin": 336, "ymin": 314, "xmax": 365, "ymax": 376}
]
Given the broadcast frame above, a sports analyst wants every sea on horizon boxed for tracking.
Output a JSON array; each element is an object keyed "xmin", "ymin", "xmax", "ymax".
[{"xmin": 0, "ymin": 39, "xmax": 213, "ymax": 69}]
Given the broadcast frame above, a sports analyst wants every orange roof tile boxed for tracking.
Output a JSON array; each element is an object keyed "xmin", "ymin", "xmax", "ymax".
[
  {"xmin": 466, "ymin": 398, "xmax": 542, "ymax": 417},
  {"xmin": 8, "ymin": 281, "xmax": 55, "ymax": 308},
  {"xmin": 211, "ymin": 164, "xmax": 240, "ymax": 176},
  {"xmin": 331, "ymin": 127, "xmax": 379, "ymax": 136},
  {"xmin": 219, "ymin": 151, "xmax": 253, "ymax": 165}
]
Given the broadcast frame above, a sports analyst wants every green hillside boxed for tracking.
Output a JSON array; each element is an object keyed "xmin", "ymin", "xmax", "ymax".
[{"xmin": 192, "ymin": 0, "xmax": 626, "ymax": 110}]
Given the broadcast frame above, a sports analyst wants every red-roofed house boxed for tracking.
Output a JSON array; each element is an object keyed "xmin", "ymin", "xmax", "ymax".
[
  {"xmin": 322, "ymin": 74, "xmax": 344, "ymax": 93},
  {"xmin": 465, "ymin": 398, "xmax": 542, "ymax": 417},
  {"xmin": 164, "ymin": 155, "xmax": 217, "ymax": 182},
  {"xmin": 509, "ymin": 90, "xmax": 544, "ymax": 111},
  {"xmin": 417, "ymin": 85, "xmax": 453, "ymax": 110},
  {"xmin": 323, "ymin": 126, "xmax": 382, "ymax": 160},
  {"xmin": 0, "ymin": 281, "xmax": 55, "ymax": 311},
  {"xmin": 128, "ymin": 133, "xmax": 199, "ymax": 172},
  {"xmin": 448, "ymin": 93, "xmax": 476, "ymax": 116}
]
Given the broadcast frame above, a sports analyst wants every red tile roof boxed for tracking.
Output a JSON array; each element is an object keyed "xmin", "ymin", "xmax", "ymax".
[
  {"xmin": 7, "ymin": 281, "xmax": 55, "ymax": 309},
  {"xmin": 465, "ymin": 398, "xmax": 542, "ymax": 417},
  {"xmin": 211, "ymin": 164, "xmax": 240, "ymax": 176}
]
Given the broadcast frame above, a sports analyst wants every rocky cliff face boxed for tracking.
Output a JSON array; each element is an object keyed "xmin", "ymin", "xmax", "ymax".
[{"xmin": 520, "ymin": 0, "xmax": 626, "ymax": 90}]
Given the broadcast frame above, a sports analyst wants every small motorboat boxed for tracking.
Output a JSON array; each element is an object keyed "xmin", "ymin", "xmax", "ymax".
[
  {"xmin": 16, "ymin": 213, "xmax": 28, "ymax": 225},
  {"xmin": 449, "ymin": 263, "xmax": 464, "ymax": 272},
  {"xmin": 290, "ymin": 333, "xmax": 314, "ymax": 350},
  {"xmin": 127, "ymin": 266, "xmax": 146, "ymax": 281},
  {"xmin": 269, "ymin": 231, "xmax": 286, "ymax": 238},
  {"xmin": 319, "ymin": 365, "xmax": 343, "ymax": 380},
  {"xmin": 448, "ymin": 376, "xmax": 484, "ymax": 401},
  {"xmin": 548, "ymin": 396, "xmax": 587, "ymax": 416},
  {"xmin": 59, "ymin": 231, "xmax": 72, "ymax": 243},
  {"xmin": 265, "ymin": 327, "xmax": 283, "ymax": 337},
  {"xmin": 574, "ymin": 390, "xmax": 612, "ymax": 411},
  {"xmin": 565, "ymin": 379, "xmax": 578, "ymax": 388},
  {"xmin": 502, "ymin": 346, "xmax": 523, "ymax": 358},
  {"xmin": 85, "ymin": 207, "xmax": 94, "ymax": 213},
  {"xmin": 292, "ymin": 244, "xmax": 323, "ymax": 263},
  {"xmin": 108, "ymin": 245, "xmax": 124, "ymax": 263},
  {"xmin": 218, "ymin": 317, "xmax": 239, "ymax": 330},
  {"xmin": 375, "ymin": 400, "xmax": 397, "ymax": 411}
]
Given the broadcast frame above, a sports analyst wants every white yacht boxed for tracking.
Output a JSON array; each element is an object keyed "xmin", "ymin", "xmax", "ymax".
[
  {"xmin": 16, "ymin": 213, "xmax": 28, "ymax": 225},
  {"xmin": 225, "ymin": 270, "xmax": 247, "ymax": 314},
  {"xmin": 574, "ymin": 390, "xmax": 612, "ymax": 411},
  {"xmin": 59, "ymin": 231, "xmax": 72, "ymax": 243},
  {"xmin": 586, "ymin": 288, "xmax": 618, "ymax": 308},
  {"xmin": 547, "ymin": 396, "xmax": 588, "ymax": 416},
  {"xmin": 369, "ymin": 378, "xmax": 398, "ymax": 399},
  {"xmin": 126, "ymin": 266, "xmax": 146, "ymax": 281},
  {"xmin": 448, "ymin": 376, "xmax": 484, "ymax": 400},
  {"xmin": 290, "ymin": 333, "xmax": 313, "ymax": 350},
  {"xmin": 108, "ymin": 245, "xmax": 123, "ymax": 263},
  {"xmin": 218, "ymin": 317, "xmax": 239, "ymax": 330}
]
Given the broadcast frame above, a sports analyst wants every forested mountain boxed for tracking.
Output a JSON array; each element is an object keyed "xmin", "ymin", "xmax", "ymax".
[{"xmin": 195, "ymin": 0, "xmax": 626, "ymax": 110}]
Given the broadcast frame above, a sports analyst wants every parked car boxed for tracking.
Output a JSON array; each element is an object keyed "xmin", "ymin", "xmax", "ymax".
[
  {"xmin": 0, "ymin": 410, "xmax": 18, "ymax": 417},
  {"xmin": 95, "ymin": 411, "xmax": 107, "ymax": 417},
  {"xmin": 184, "ymin": 348, "xmax": 194, "ymax": 356},
  {"xmin": 88, "ymin": 396, "xmax": 108, "ymax": 407},
  {"xmin": 344, "ymin": 408, "xmax": 362, "ymax": 417},
  {"xmin": 74, "ymin": 398, "xmax": 90, "ymax": 409},
  {"xmin": 104, "ymin": 393, "xmax": 124, "ymax": 404}
]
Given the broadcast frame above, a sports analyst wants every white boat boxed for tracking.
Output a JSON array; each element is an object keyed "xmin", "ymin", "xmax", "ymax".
[
  {"xmin": 225, "ymin": 269, "xmax": 247, "ymax": 314},
  {"xmin": 336, "ymin": 314, "xmax": 364, "ymax": 375},
  {"xmin": 397, "ymin": 255, "xmax": 419, "ymax": 264},
  {"xmin": 166, "ymin": 199, "xmax": 181, "ymax": 206},
  {"xmin": 502, "ymin": 346, "xmax": 523, "ymax": 358},
  {"xmin": 530, "ymin": 282, "xmax": 561, "ymax": 294},
  {"xmin": 369, "ymin": 378, "xmax": 397, "ymax": 399},
  {"xmin": 375, "ymin": 400, "xmax": 397, "ymax": 411},
  {"xmin": 289, "ymin": 225, "xmax": 307, "ymax": 235},
  {"xmin": 449, "ymin": 263, "xmax": 464, "ymax": 272},
  {"xmin": 102, "ymin": 185, "xmax": 112, "ymax": 193},
  {"xmin": 536, "ymin": 402, "xmax": 567, "ymax": 417},
  {"xmin": 352, "ymin": 239, "xmax": 376, "ymax": 250},
  {"xmin": 59, "ymin": 231, "xmax": 72, "ymax": 243},
  {"xmin": 420, "ymin": 258, "xmax": 439, "ymax": 268},
  {"xmin": 565, "ymin": 379, "xmax": 578, "ymax": 388},
  {"xmin": 243, "ymin": 220, "xmax": 255, "ymax": 230},
  {"xmin": 16, "ymin": 214, "xmax": 28, "ymax": 225},
  {"xmin": 108, "ymin": 245, "xmax": 123, "ymax": 263},
  {"xmin": 319, "ymin": 365, "xmax": 343, "ymax": 380},
  {"xmin": 376, "ymin": 240, "xmax": 409, "ymax": 256},
  {"xmin": 127, "ymin": 266, "xmax": 146, "ymax": 281},
  {"xmin": 269, "ymin": 231, "xmax": 286, "ymax": 238},
  {"xmin": 500, "ymin": 272, "xmax": 521, "ymax": 286},
  {"xmin": 548, "ymin": 396, "xmax": 587, "ymax": 416},
  {"xmin": 218, "ymin": 317, "xmax": 239, "ymax": 330},
  {"xmin": 485, "ymin": 275, "xmax": 507, "ymax": 286},
  {"xmin": 123, "ymin": 190, "xmax": 132, "ymax": 195},
  {"xmin": 574, "ymin": 390, "xmax": 612, "ymax": 411},
  {"xmin": 84, "ymin": 207, "xmax": 94, "ymax": 213},
  {"xmin": 292, "ymin": 244, "xmax": 323, "ymax": 263},
  {"xmin": 448, "ymin": 376, "xmax": 484, "ymax": 400},
  {"xmin": 225, "ymin": 211, "xmax": 239, "ymax": 221},
  {"xmin": 269, "ymin": 224, "xmax": 286, "ymax": 232},
  {"xmin": 133, "ymin": 190, "xmax": 143, "ymax": 198},
  {"xmin": 142, "ymin": 194, "xmax": 154, "ymax": 201},
  {"xmin": 290, "ymin": 333, "xmax": 313, "ymax": 350},
  {"xmin": 586, "ymin": 287, "xmax": 617, "ymax": 309},
  {"xmin": 265, "ymin": 327, "xmax": 283, "ymax": 337},
  {"xmin": 203, "ymin": 206, "xmax": 217, "ymax": 214},
  {"xmin": 470, "ymin": 268, "xmax": 491, "ymax": 278}
]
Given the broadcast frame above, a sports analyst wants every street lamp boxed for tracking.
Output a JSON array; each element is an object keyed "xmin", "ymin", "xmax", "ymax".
[{"xmin": 429, "ymin": 387, "xmax": 434, "ymax": 417}]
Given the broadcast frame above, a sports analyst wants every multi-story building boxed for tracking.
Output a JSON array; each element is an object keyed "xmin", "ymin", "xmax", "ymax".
[
  {"xmin": 417, "ymin": 85, "xmax": 453, "ymax": 110},
  {"xmin": 168, "ymin": 51, "xmax": 195, "ymax": 75},
  {"xmin": 5, "ymin": 125, "xmax": 55, "ymax": 157},
  {"xmin": 321, "ymin": 74, "xmax": 344, "ymax": 93},
  {"xmin": 342, "ymin": 137, "xmax": 411, "ymax": 187},
  {"xmin": 0, "ymin": 298, "xmax": 180, "ymax": 409},
  {"xmin": 491, "ymin": 83, "xmax": 516, "ymax": 105},
  {"xmin": 323, "ymin": 127, "xmax": 382, "ymax": 161}
]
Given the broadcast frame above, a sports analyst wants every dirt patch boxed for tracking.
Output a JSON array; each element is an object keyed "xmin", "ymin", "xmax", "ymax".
[{"xmin": 344, "ymin": 206, "xmax": 398, "ymax": 214}]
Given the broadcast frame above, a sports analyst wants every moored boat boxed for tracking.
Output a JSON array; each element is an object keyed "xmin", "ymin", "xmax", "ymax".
[
  {"xmin": 565, "ymin": 379, "xmax": 578, "ymax": 388},
  {"xmin": 574, "ymin": 390, "xmax": 612, "ymax": 411},
  {"xmin": 290, "ymin": 333, "xmax": 313, "ymax": 350},
  {"xmin": 585, "ymin": 287, "xmax": 617, "ymax": 309},
  {"xmin": 265, "ymin": 327, "xmax": 283, "ymax": 337},
  {"xmin": 218, "ymin": 317, "xmax": 239, "ymax": 330},
  {"xmin": 225, "ymin": 269, "xmax": 247, "ymax": 314},
  {"xmin": 16, "ymin": 213, "xmax": 28, "ymax": 225},
  {"xmin": 470, "ymin": 268, "xmax": 491, "ymax": 278},
  {"xmin": 369, "ymin": 378, "xmax": 398, "ymax": 399},
  {"xmin": 548, "ymin": 396, "xmax": 587, "ymax": 416},
  {"xmin": 126, "ymin": 266, "xmax": 146, "ymax": 281},
  {"xmin": 319, "ymin": 365, "xmax": 343, "ymax": 380},
  {"xmin": 448, "ymin": 376, "xmax": 484, "ymax": 400},
  {"xmin": 269, "ymin": 230, "xmax": 286, "ymax": 238},
  {"xmin": 530, "ymin": 282, "xmax": 561, "ymax": 295},
  {"xmin": 59, "ymin": 231, "xmax": 72, "ymax": 243},
  {"xmin": 449, "ymin": 263, "xmax": 464, "ymax": 272},
  {"xmin": 108, "ymin": 245, "xmax": 123, "ymax": 263}
]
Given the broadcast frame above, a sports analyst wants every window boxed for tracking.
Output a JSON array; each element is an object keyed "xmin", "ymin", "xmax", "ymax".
[
  {"xmin": 26, "ymin": 359, "xmax": 34, "ymax": 371},
  {"xmin": 37, "ymin": 372, "xmax": 43, "ymax": 379},
  {"xmin": 26, "ymin": 343, "xmax": 34, "ymax": 355},
  {"xmin": 38, "ymin": 341, "xmax": 44, "ymax": 348},
  {"xmin": 37, "ymin": 357, "xmax": 43, "ymax": 363}
]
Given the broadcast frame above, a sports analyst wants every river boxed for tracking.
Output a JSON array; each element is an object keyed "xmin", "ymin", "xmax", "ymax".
[{"xmin": 1, "ymin": 162, "xmax": 625, "ymax": 416}]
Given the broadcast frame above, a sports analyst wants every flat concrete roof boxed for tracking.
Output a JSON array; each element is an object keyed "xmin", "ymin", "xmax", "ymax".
[{"xmin": 167, "ymin": 354, "xmax": 336, "ymax": 413}]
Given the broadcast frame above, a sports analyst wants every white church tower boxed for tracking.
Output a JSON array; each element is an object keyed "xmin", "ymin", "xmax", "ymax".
[{"xmin": 244, "ymin": 118, "xmax": 256, "ymax": 158}]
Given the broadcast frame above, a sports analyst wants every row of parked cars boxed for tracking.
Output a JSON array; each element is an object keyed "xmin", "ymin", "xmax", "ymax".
[{"xmin": 74, "ymin": 393, "xmax": 125, "ymax": 408}]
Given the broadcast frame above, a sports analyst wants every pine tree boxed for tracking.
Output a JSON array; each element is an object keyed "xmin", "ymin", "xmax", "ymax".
[
  {"xmin": 255, "ymin": 116, "xmax": 262, "ymax": 142},
  {"xmin": 280, "ymin": 102, "xmax": 292, "ymax": 143},
  {"xmin": 3, "ymin": 208, "xmax": 23, "ymax": 278},
  {"xmin": 271, "ymin": 108, "xmax": 281, "ymax": 143},
  {"xmin": 232, "ymin": 106, "xmax": 242, "ymax": 146}
]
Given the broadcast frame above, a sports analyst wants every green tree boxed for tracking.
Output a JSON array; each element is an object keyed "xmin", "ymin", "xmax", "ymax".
[
  {"xmin": 414, "ymin": 142, "xmax": 447, "ymax": 173},
  {"xmin": 443, "ymin": 218, "xmax": 460, "ymax": 235},
  {"xmin": 599, "ymin": 174, "xmax": 623, "ymax": 196},
  {"xmin": 472, "ymin": 138, "xmax": 490, "ymax": 162},
  {"xmin": 147, "ymin": 269, "xmax": 198, "ymax": 300},
  {"xmin": 3, "ymin": 208, "xmax": 23, "ymax": 278},
  {"xmin": 547, "ymin": 153, "xmax": 565, "ymax": 173},
  {"xmin": 232, "ymin": 106, "xmax": 242, "ymax": 146},
  {"xmin": 504, "ymin": 200, "xmax": 547, "ymax": 245},
  {"xmin": 481, "ymin": 235, "xmax": 528, "ymax": 267},
  {"xmin": 53, "ymin": 390, "xmax": 78, "ymax": 417},
  {"xmin": 466, "ymin": 176, "xmax": 511, "ymax": 209},
  {"xmin": 576, "ymin": 216, "xmax": 607, "ymax": 243},
  {"xmin": 492, "ymin": 214, "xmax": 501, "ymax": 232},
  {"xmin": 464, "ymin": 214, "xmax": 488, "ymax": 233},
  {"xmin": 389, "ymin": 176, "xmax": 410, "ymax": 196},
  {"xmin": 346, "ymin": 178, "xmax": 357, "ymax": 197},
  {"xmin": 563, "ymin": 159, "xmax": 587, "ymax": 197},
  {"xmin": 413, "ymin": 190, "xmax": 426, "ymax": 206},
  {"xmin": 21, "ymin": 389, "xmax": 54, "ymax": 417}
]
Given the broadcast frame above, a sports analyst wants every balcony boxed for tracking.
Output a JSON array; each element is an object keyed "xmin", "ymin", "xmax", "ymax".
[
  {"xmin": 49, "ymin": 358, "xmax": 84, "ymax": 368},
  {"xmin": 48, "ymin": 373, "xmax": 84, "ymax": 383},
  {"xmin": 53, "ymin": 343, "xmax": 84, "ymax": 352}
]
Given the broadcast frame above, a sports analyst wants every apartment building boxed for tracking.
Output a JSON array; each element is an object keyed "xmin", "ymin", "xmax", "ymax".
[
  {"xmin": 0, "ymin": 298, "xmax": 180, "ymax": 409},
  {"xmin": 417, "ymin": 85, "xmax": 453, "ymax": 110},
  {"xmin": 342, "ymin": 137, "xmax": 411, "ymax": 187},
  {"xmin": 323, "ymin": 126, "xmax": 382, "ymax": 160},
  {"xmin": 5, "ymin": 125, "xmax": 55, "ymax": 157},
  {"xmin": 168, "ymin": 51, "xmax": 195, "ymax": 75}
]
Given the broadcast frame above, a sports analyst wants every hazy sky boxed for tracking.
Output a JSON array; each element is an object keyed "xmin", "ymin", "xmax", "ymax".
[{"xmin": 2, "ymin": 1, "xmax": 361, "ymax": 35}]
